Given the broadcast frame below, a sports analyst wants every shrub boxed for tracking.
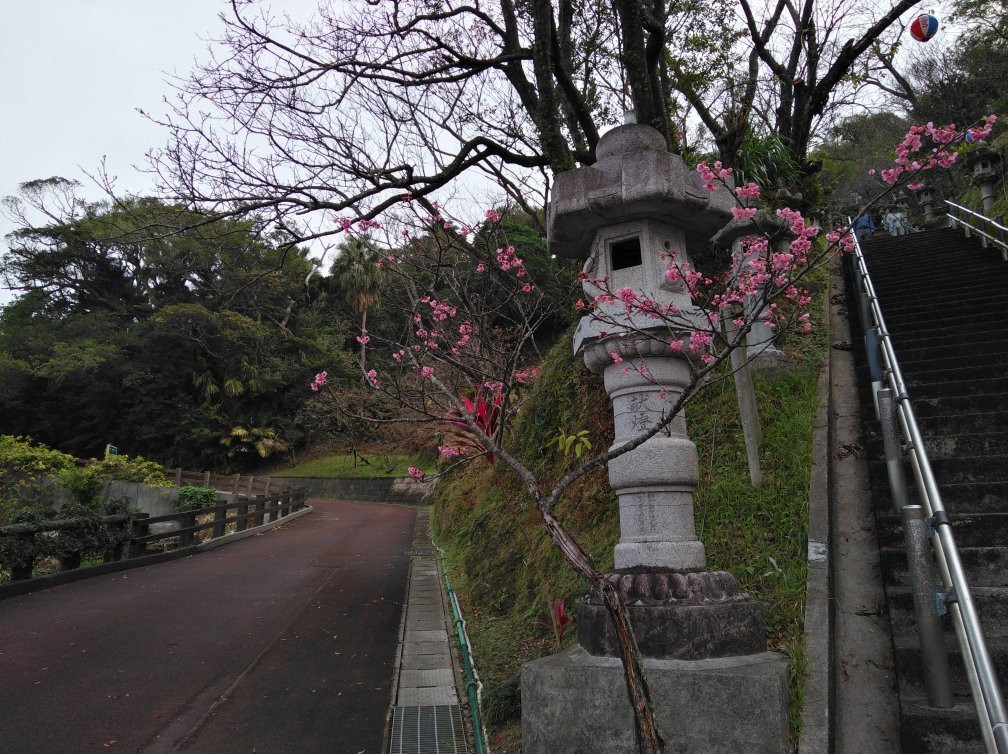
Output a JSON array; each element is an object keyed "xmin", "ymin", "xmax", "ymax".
[
  {"xmin": 483, "ymin": 674, "xmax": 522, "ymax": 725},
  {"xmin": 176, "ymin": 485, "xmax": 218, "ymax": 511},
  {"xmin": 88, "ymin": 455, "xmax": 169, "ymax": 487},
  {"xmin": 55, "ymin": 466, "xmax": 105, "ymax": 506},
  {"xmin": 0, "ymin": 436, "xmax": 75, "ymax": 522}
]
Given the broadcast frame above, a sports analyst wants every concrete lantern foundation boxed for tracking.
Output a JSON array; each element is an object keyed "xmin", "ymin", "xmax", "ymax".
[{"xmin": 522, "ymin": 646, "xmax": 790, "ymax": 754}]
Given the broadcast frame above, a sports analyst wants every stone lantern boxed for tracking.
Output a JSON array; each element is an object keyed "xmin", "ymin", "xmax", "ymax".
[
  {"xmin": 712, "ymin": 210, "xmax": 796, "ymax": 378},
  {"xmin": 965, "ymin": 142, "xmax": 1004, "ymax": 214},
  {"xmin": 520, "ymin": 124, "xmax": 789, "ymax": 753},
  {"xmin": 913, "ymin": 183, "xmax": 940, "ymax": 225}
]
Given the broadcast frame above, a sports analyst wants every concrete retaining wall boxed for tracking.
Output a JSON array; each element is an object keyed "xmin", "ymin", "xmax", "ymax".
[
  {"xmin": 48, "ymin": 480, "xmax": 180, "ymax": 517},
  {"xmin": 270, "ymin": 476, "xmax": 433, "ymax": 505}
]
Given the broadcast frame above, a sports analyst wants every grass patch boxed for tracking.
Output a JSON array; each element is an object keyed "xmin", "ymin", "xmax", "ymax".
[
  {"xmin": 269, "ymin": 452, "xmax": 435, "ymax": 478},
  {"xmin": 431, "ymin": 265, "xmax": 829, "ymax": 748}
]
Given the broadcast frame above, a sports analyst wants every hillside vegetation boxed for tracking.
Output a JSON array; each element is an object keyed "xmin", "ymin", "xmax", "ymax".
[{"xmin": 432, "ymin": 269, "xmax": 830, "ymax": 749}]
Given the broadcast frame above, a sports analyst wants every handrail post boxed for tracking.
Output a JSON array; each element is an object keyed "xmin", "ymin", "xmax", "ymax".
[
  {"xmin": 865, "ymin": 326, "xmax": 884, "ymax": 417},
  {"xmin": 130, "ymin": 512, "xmax": 150, "ymax": 558},
  {"xmin": 213, "ymin": 500, "xmax": 227, "ymax": 539},
  {"xmin": 902, "ymin": 505, "xmax": 955, "ymax": 708},
  {"xmin": 878, "ymin": 389, "xmax": 911, "ymax": 514},
  {"xmin": 235, "ymin": 497, "xmax": 248, "ymax": 532},
  {"xmin": 179, "ymin": 512, "xmax": 196, "ymax": 548}
]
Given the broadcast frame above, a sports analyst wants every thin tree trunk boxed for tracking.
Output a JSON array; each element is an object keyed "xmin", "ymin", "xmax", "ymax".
[
  {"xmin": 539, "ymin": 508, "xmax": 666, "ymax": 753},
  {"xmin": 360, "ymin": 308, "xmax": 368, "ymax": 373}
]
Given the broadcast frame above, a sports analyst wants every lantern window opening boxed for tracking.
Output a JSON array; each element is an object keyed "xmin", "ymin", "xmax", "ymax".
[{"xmin": 610, "ymin": 236, "xmax": 643, "ymax": 270}]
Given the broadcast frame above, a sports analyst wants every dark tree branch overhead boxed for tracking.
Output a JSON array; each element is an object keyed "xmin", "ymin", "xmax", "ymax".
[{"xmin": 143, "ymin": 0, "xmax": 925, "ymax": 241}]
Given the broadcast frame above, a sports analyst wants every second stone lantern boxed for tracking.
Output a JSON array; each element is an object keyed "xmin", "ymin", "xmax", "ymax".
[{"xmin": 521, "ymin": 123, "xmax": 789, "ymax": 753}]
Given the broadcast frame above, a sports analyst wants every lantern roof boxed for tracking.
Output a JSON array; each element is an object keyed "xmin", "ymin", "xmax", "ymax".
[{"xmin": 547, "ymin": 124, "xmax": 735, "ymax": 258}]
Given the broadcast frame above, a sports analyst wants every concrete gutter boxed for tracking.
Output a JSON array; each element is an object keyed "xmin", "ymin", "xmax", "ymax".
[
  {"xmin": 823, "ymin": 259, "xmax": 901, "ymax": 752},
  {"xmin": 799, "ymin": 283, "xmax": 835, "ymax": 753},
  {"xmin": 0, "ymin": 505, "xmax": 313, "ymax": 601}
]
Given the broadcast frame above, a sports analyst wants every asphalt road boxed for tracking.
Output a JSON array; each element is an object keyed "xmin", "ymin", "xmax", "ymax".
[{"xmin": 0, "ymin": 498, "xmax": 417, "ymax": 754}]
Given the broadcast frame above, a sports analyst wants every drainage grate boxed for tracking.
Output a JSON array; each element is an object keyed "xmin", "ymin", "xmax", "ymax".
[{"xmin": 389, "ymin": 705, "xmax": 467, "ymax": 754}]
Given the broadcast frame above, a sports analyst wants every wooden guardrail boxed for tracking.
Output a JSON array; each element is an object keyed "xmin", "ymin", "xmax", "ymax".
[{"xmin": 0, "ymin": 472, "xmax": 306, "ymax": 583}]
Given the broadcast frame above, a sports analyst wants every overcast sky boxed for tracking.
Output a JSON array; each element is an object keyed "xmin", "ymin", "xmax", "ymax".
[{"xmin": 0, "ymin": 0, "xmax": 320, "ymax": 305}]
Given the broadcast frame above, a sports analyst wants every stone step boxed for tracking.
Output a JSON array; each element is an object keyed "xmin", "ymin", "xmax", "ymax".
[
  {"xmin": 870, "ymin": 264, "xmax": 1006, "ymax": 291},
  {"xmin": 898, "ymin": 350, "xmax": 1008, "ymax": 375},
  {"xmin": 893, "ymin": 632, "xmax": 1008, "ymax": 699},
  {"xmin": 870, "ymin": 480, "xmax": 1008, "ymax": 516},
  {"xmin": 916, "ymin": 411, "xmax": 1008, "ymax": 436},
  {"xmin": 882, "ymin": 545, "xmax": 1008, "ymax": 587},
  {"xmin": 899, "ymin": 695, "xmax": 984, "ymax": 753},
  {"xmin": 876, "ymin": 513, "xmax": 1008, "ymax": 549},
  {"xmin": 911, "ymin": 393, "xmax": 1008, "ymax": 418},
  {"xmin": 906, "ymin": 377, "xmax": 1008, "ymax": 401},
  {"xmin": 883, "ymin": 303, "xmax": 1008, "ymax": 333},
  {"xmin": 906, "ymin": 365, "xmax": 1008, "ymax": 390},
  {"xmin": 868, "ymin": 457, "xmax": 1008, "ymax": 491},
  {"xmin": 870, "ymin": 287, "xmax": 1008, "ymax": 313},
  {"xmin": 886, "ymin": 315, "xmax": 1008, "ymax": 342},
  {"xmin": 891, "ymin": 325, "xmax": 1008, "ymax": 352},
  {"xmin": 868, "ymin": 260, "xmax": 998, "ymax": 288},
  {"xmin": 860, "ymin": 422, "xmax": 1008, "ymax": 460},
  {"xmin": 888, "ymin": 586, "xmax": 1008, "ymax": 638},
  {"xmin": 923, "ymin": 432, "xmax": 1008, "ymax": 459}
]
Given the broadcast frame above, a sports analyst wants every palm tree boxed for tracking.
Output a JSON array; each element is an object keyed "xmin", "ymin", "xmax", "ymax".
[{"xmin": 331, "ymin": 235, "xmax": 383, "ymax": 372}]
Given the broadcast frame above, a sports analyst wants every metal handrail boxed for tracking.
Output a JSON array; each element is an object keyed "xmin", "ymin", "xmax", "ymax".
[
  {"xmin": 946, "ymin": 200, "xmax": 1008, "ymax": 260},
  {"xmin": 849, "ymin": 223, "xmax": 1008, "ymax": 753}
]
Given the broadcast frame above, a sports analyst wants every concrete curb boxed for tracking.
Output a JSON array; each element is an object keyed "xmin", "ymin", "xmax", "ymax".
[
  {"xmin": 0, "ymin": 506, "xmax": 314, "ymax": 601},
  {"xmin": 798, "ymin": 281, "xmax": 834, "ymax": 753}
]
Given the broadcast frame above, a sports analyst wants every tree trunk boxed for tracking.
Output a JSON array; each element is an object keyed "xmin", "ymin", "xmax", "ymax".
[
  {"xmin": 539, "ymin": 508, "xmax": 666, "ymax": 753},
  {"xmin": 359, "ymin": 308, "xmax": 368, "ymax": 374}
]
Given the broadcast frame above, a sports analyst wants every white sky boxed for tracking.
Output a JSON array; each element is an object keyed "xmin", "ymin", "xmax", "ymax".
[
  {"xmin": 0, "ymin": 0, "xmax": 320, "ymax": 305},
  {"xmin": 0, "ymin": 1, "xmax": 957, "ymax": 307}
]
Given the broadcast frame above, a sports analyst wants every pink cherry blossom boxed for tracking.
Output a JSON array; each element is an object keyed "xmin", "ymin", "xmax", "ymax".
[{"xmin": 310, "ymin": 371, "xmax": 328, "ymax": 391}]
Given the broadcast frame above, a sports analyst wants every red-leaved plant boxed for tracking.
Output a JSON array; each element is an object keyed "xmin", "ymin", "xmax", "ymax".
[
  {"xmin": 537, "ymin": 598, "xmax": 574, "ymax": 648},
  {"xmin": 440, "ymin": 390, "xmax": 503, "ymax": 461}
]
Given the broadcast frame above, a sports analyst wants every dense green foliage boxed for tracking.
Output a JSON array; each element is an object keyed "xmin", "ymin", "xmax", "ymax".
[
  {"xmin": 0, "ymin": 186, "xmax": 358, "ymax": 469},
  {"xmin": 176, "ymin": 485, "xmax": 218, "ymax": 511},
  {"xmin": 0, "ymin": 436, "xmax": 163, "ymax": 578},
  {"xmin": 0, "ymin": 435, "xmax": 167, "ymax": 523}
]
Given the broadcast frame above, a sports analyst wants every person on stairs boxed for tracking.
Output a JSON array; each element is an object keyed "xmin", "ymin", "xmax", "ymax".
[{"xmin": 854, "ymin": 208, "xmax": 875, "ymax": 243}]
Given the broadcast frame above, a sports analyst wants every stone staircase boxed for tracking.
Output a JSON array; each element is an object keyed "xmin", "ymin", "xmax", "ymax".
[{"xmin": 847, "ymin": 226, "xmax": 1008, "ymax": 751}]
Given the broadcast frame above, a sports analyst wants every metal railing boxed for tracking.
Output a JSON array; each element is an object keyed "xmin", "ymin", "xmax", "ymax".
[
  {"xmin": 438, "ymin": 545, "xmax": 487, "ymax": 754},
  {"xmin": 946, "ymin": 200, "xmax": 1008, "ymax": 261},
  {"xmin": 849, "ymin": 223, "xmax": 1008, "ymax": 753}
]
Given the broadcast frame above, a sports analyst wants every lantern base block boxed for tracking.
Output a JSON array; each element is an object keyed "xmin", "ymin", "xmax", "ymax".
[
  {"xmin": 576, "ymin": 569, "xmax": 767, "ymax": 659},
  {"xmin": 521, "ymin": 646, "xmax": 789, "ymax": 753}
]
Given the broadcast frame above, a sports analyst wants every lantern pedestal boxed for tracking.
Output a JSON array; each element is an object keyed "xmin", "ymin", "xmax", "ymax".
[{"xmin": 522, "ymin": 647, "xmax": 789, "ymax": 754}]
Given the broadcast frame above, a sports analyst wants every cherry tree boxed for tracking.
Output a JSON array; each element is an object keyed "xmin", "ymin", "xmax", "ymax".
[
  {"xmin": 142, "ymin": 0, "xmax": 929, "ymax": 240},
  {"xmin": 306, "ymin": 112, "xmax": 997, "ymax": 750}
]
